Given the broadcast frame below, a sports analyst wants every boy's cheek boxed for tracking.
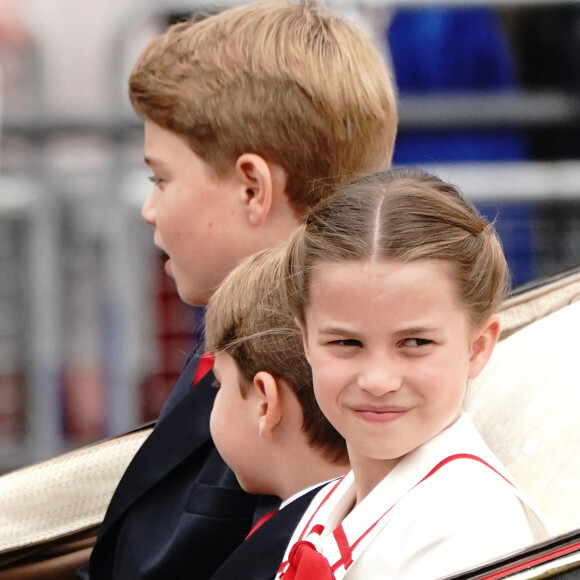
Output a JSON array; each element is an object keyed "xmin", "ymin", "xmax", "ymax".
[{"xmin": 208, "ymin": 401, "xmax": 222, "ymax": 441}]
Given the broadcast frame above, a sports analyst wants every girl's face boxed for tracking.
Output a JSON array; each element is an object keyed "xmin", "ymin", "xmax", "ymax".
[{"xmin": 300, "ymin": 259, "xmax": 499, "ymax": 495}]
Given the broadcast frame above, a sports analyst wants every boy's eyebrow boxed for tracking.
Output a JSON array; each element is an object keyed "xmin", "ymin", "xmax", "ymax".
[{"xmin": 144, "ymin": 155, "xmax": 164, "ymax": 168}]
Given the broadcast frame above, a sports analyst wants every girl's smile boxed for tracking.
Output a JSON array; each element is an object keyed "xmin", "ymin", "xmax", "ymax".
[{"xmin": 350, "ymin": 405, "xmax": 409, "ymax": 423}]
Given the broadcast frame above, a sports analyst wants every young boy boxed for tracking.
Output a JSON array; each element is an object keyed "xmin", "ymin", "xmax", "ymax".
[
  {"xmin": 204, "ymin": 243, "xmax": 349, "ymax": 578},
  {"xmin": 84, "ymin": 2, "xmax": 397, "ymax": 578}
]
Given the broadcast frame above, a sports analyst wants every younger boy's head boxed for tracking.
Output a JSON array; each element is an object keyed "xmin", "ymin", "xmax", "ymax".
[
  {"xmin": 131, "ymin": 1, "xmax": 397, "ymax": 305},
  {"xmin": 205, "ymin": 243, "xmax": 347, "ymax": 495}
]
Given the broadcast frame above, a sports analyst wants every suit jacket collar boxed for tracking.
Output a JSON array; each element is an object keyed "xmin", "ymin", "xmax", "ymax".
[
  {"xmin": 210, "ymin": 486, "xmax": 324, "ymax": 580},
  {"xmin": 97, "ymin": 355, "xmax": 217, "ymax": 539}
]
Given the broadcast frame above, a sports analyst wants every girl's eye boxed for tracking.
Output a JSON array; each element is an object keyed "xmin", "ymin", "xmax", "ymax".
[
  {"xmin": 403, "ymin": 338, "xmax": 432, "ymax": 348},
  {"xmin": 330, "ymin": 339, "xmax": 362, "ymax": 348},
  {"xmin": 148, "ymin": 175, "xmax": 164, "ymax": 185},
  {"xmin": 211, "ymin": 378, "xmax": 221, "ymax": 389}
]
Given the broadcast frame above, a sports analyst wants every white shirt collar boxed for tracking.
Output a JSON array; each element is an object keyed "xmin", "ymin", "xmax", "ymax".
[{"xmin": 279, "ymin": 478, "xmax": 341, "ymax": 511}]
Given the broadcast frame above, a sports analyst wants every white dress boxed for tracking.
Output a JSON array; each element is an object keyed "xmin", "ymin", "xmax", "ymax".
[{"xmin": 277, "ymin": 414, "xmax": 549, "ymax": 580}]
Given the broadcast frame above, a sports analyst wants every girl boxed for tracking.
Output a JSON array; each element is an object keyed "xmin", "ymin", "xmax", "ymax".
[{"xmin": 277, "ymin": 169, "xmax": 548, "ymax": 580}]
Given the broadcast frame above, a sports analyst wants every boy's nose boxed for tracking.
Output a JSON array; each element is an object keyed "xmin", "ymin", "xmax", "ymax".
[
  {"xmin": 141, "ymin": 193, "xmax": 156, "ymax": 225},
  {"xmin": 357, "ymin": 356, "xmax": 402, "ymax": 396}
]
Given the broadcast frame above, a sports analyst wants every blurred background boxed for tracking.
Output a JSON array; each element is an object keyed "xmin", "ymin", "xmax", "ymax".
[{"xmin": 0, "ymin": 0, "xmax": 579, "ymax": 473}]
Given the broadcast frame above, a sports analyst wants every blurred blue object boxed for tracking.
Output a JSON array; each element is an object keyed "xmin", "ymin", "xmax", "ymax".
[
  {"xmin": 389, "ymin": 7, "xmax": 517, "ymax": 93},
  {"xmin": 388, "ymin": 7, "xmax": 534, "ymax": 287},
  {"xmin": 389, "ymin": 6, "xmax": 528, "ymax": 164}
]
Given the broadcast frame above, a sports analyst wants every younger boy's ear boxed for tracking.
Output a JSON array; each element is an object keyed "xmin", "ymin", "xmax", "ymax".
[
  {"xmin": 253, "ymin": 371, "xmax": 283, "ymax": 439},
  {"xmin": 468, "ymin": 315, "xmax": 501, "ymax": 379},
  {"xmin": 236, "ymin": 154, "xmax": 286, "ymax": 227}
]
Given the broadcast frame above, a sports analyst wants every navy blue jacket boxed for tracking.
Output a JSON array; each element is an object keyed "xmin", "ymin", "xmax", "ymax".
[
  {"xmin": 83, "ymin": 351, "xmax": 288, "ymax": 579},
  {"xmin": 210, "ymin": 486, "xmax": 323, "ymax": 580}
]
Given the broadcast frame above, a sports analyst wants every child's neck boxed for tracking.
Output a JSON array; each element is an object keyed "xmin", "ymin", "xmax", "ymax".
[
  {"xmin": 350, "ymin": 455, "xmax": 402, "ymax": 505},
  {"xmin": 274, "ymin": 446, "xmax": 349, "ymax": 502}
]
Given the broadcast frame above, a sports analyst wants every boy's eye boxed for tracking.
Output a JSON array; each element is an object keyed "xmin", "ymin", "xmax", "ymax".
[
  {"xmin": 148, "ymin": 175, "xmax": 164, "ymax": 185},
  {"xmin": 402, "ymin": 338, "xmax": 432, "ymax": 348}
]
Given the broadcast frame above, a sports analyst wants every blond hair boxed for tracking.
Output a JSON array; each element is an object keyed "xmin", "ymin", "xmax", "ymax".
[
  {"xmin": 287, "ymin": 168, "xmax": 509, "ymax": 327},
  {"xmin": 129, "ymin": 0, "xmax": 397, "ymax": 214},
  {"xmin": 205, "ymin": 243, "xmax": 347, "ymax": 463}
]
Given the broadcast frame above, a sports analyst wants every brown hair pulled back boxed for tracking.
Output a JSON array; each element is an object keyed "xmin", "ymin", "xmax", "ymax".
[{"xmin": 286, "ymin": 168, "xmax": 509, "ymax": 328}]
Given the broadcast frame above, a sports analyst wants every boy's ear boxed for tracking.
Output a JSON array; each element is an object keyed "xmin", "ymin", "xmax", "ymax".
[
  {"xmin": 252, "ymin": 371, "xmax": 283, "ymax": 439},
  {"xmin": 236, "ymin": 154, "xmax": 287, "ymax": 227},
  {"xmin": 468, "ymin": 315, "xmax": 501, "ymax": 379}
]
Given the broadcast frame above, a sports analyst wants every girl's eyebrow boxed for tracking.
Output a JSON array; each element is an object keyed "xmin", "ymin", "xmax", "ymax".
[
  {"xmin": 319, "ymin": 325, "xmax": 441, "ymax": 338},
  {"xmin": 319, "ymin": 326, "xmax": 360, "ymax": 337},
  {"xmin": 393, "ymin": 325, "xmax": 439, "ymax": 336}
]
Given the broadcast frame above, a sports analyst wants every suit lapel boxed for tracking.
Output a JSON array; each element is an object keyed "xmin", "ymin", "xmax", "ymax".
[
  {"xmin": 97, "ymin": 357, "xmax": 217, "ymax": 538},
  {"xmin": 210, "ymin": 486, "xmax": 324, "ymax": 580}
]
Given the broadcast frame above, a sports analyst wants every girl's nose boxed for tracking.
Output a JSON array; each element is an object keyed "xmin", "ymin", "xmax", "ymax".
[{"xmin": 357, "ymin": 355, "xmax": 402, "ymax": 396}]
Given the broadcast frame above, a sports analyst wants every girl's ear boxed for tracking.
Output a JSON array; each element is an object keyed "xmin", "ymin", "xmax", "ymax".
[
  {"xmin": 468, "ymin": 315, "xmax": 501, "ymax": 379},
  {"xmin": 294, "ymin": 317, "xmax": 310, "ymax": 363},
  {"xmin": 252, "ymin": 371, "xmax": 283, "ymax": 439},
  {"xmin": 236, "ymin": 154, "xmax": 287, "ymax": 227}
]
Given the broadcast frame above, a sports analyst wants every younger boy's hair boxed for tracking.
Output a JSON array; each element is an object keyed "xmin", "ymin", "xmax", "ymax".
[
  {"xmin": 129, "ymin": 0, "xmax": 397, "ymax": 214},
  {"xmin": 205, "ymin": 243, "xmax": 347, "ymax": 464}
]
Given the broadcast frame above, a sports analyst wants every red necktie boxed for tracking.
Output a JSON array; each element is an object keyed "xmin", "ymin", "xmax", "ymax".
[
  {"xmin": 283, "ymin": 540, "xmax": 335, "ymax": 580},
  {"xmin": 245, "ymin": 509, "xmax": 278, "ymax": 539},
  {"xmin": 192, "ymin": 352, "xmax": 214, "ymax": 386}
]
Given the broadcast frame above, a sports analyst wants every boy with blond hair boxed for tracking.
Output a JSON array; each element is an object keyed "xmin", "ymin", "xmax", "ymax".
[
  {"xmin": 204, "ymin": 243, "xmax": 348, "ymax": 578},
  {"xmin": 85, "ymin": 1, "xmax": 397, "ymax": 578}
]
